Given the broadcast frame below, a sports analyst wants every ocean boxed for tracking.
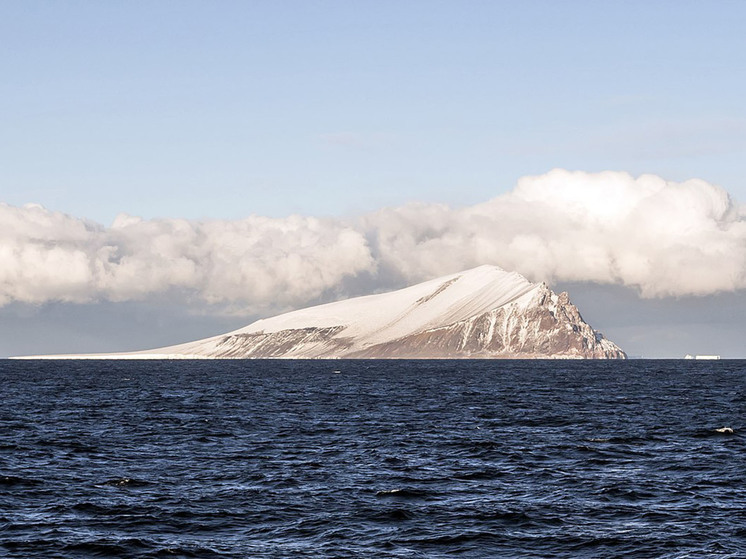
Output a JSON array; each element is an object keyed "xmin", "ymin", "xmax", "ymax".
[{"xmin": 1, "ymin": 359, "xmax": 744, "ymax": 558}]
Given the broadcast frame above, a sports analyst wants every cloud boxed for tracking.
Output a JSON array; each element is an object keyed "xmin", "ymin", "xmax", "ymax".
[
  {"xmin": 1, "ymin": 169, "xmax": 745, "ymax": 312},
  {"xmin": 0, "ymin": 205, "xmax": 375, "ymax": 312},
  {"xmin": 366, "ymin": 169, "xmax": 745, "ymax": 297}
]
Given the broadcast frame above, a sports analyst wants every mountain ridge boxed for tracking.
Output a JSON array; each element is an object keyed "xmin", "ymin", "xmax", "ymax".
[{"xmin": 14, "ymin": 265, "xmax": 625, "ymax": 359}]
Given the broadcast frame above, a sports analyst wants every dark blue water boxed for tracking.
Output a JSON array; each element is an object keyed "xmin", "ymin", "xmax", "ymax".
[{"xmin": 1, "ymin": 360, "xmax": 744, "ymax": 558}]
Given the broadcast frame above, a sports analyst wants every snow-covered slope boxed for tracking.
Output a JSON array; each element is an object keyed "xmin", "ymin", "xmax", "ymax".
[{"xmin": 16, "ymin": 265, "xmax": 626, "ymax": 359}]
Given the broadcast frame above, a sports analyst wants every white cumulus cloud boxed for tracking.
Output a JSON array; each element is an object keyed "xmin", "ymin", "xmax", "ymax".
[
  {"xmin": 0, "ymin": 205, "xmax": 375, "ymax": 312},
  {"xmin": 365, "ymin": 169, "xmax": 746, "ymax": 297},
  {"xmin": 1, "ymin": 169, "xmax": 744, "ymax": 312}
]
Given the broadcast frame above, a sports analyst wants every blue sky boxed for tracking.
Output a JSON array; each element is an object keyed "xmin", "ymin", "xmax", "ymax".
[
  {"xmin": 2, "ymin": 1, "xmax": 745, "ymax": 222},
  {"xmin": 1, "ymin": 1, "xmax": 746, "ymax": 358}
]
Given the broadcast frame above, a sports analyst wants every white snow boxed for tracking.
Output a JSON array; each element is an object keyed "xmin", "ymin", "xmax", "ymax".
[
  {"xmin": 171, "ymin": 264, "xmax": 538, "ymax": 353},
  {"xmin": 13, "ymin": 265, "xmax": 540, "ymax": 359}
]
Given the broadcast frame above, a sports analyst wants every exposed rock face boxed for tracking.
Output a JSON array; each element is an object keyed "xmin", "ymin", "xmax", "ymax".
[
  {"xmin": 141, "ymin": 266, "xmax": 625, "ymax": 359},
  {"xmin": 19, "ymin": 265, "xmax": 625, "ymax": 359},
  {"xmin": 208, "ymin": 327, "xmax": 354, "ymax": 359},
  {"xmin": 349, "ymin": 285, "xmax": 624, "ymax": 359},
  {"xmin": 192, "ymin": 282, "xmax": 624, "ymax": 359}
]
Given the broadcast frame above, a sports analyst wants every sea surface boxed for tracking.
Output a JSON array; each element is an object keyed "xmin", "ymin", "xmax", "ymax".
[{"xmin": 0, "ymin": 360, "xmax": 744, "ymax": 558}]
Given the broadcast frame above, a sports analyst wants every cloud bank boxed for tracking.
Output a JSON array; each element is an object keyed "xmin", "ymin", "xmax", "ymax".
[{"xmin": 2, "ymin": 170, "xmax": 744, "ymax": 313}]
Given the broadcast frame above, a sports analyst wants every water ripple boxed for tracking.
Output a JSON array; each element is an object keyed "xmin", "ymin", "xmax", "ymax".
[{"xmin": 1, "ymin": 359, "xmax": 745, "ymax": 557}]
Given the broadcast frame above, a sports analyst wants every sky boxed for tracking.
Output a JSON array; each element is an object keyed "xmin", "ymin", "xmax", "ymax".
[{"xmin": 1, "ymin": 1, "xmax": 745, "ymax": 358}]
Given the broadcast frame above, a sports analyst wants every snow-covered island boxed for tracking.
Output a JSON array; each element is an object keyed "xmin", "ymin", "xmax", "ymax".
[{"xmin": 15, "ymin": 265, "xmax": 626, "ymax": 359}]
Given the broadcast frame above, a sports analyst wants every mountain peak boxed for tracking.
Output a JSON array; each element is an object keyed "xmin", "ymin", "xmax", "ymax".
[{"xmin": 16, "ymin": 265, "xmax": 625, "ymax": 359}]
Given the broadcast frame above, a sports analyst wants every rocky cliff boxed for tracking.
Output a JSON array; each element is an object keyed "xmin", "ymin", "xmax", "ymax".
[
  {"xmin": 347, "ymin": 285, "xmax": 624, "ymax": 359},
  {"xmin": 23, "ymin": 265, "xmax": 624, "ymax": 359}
]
